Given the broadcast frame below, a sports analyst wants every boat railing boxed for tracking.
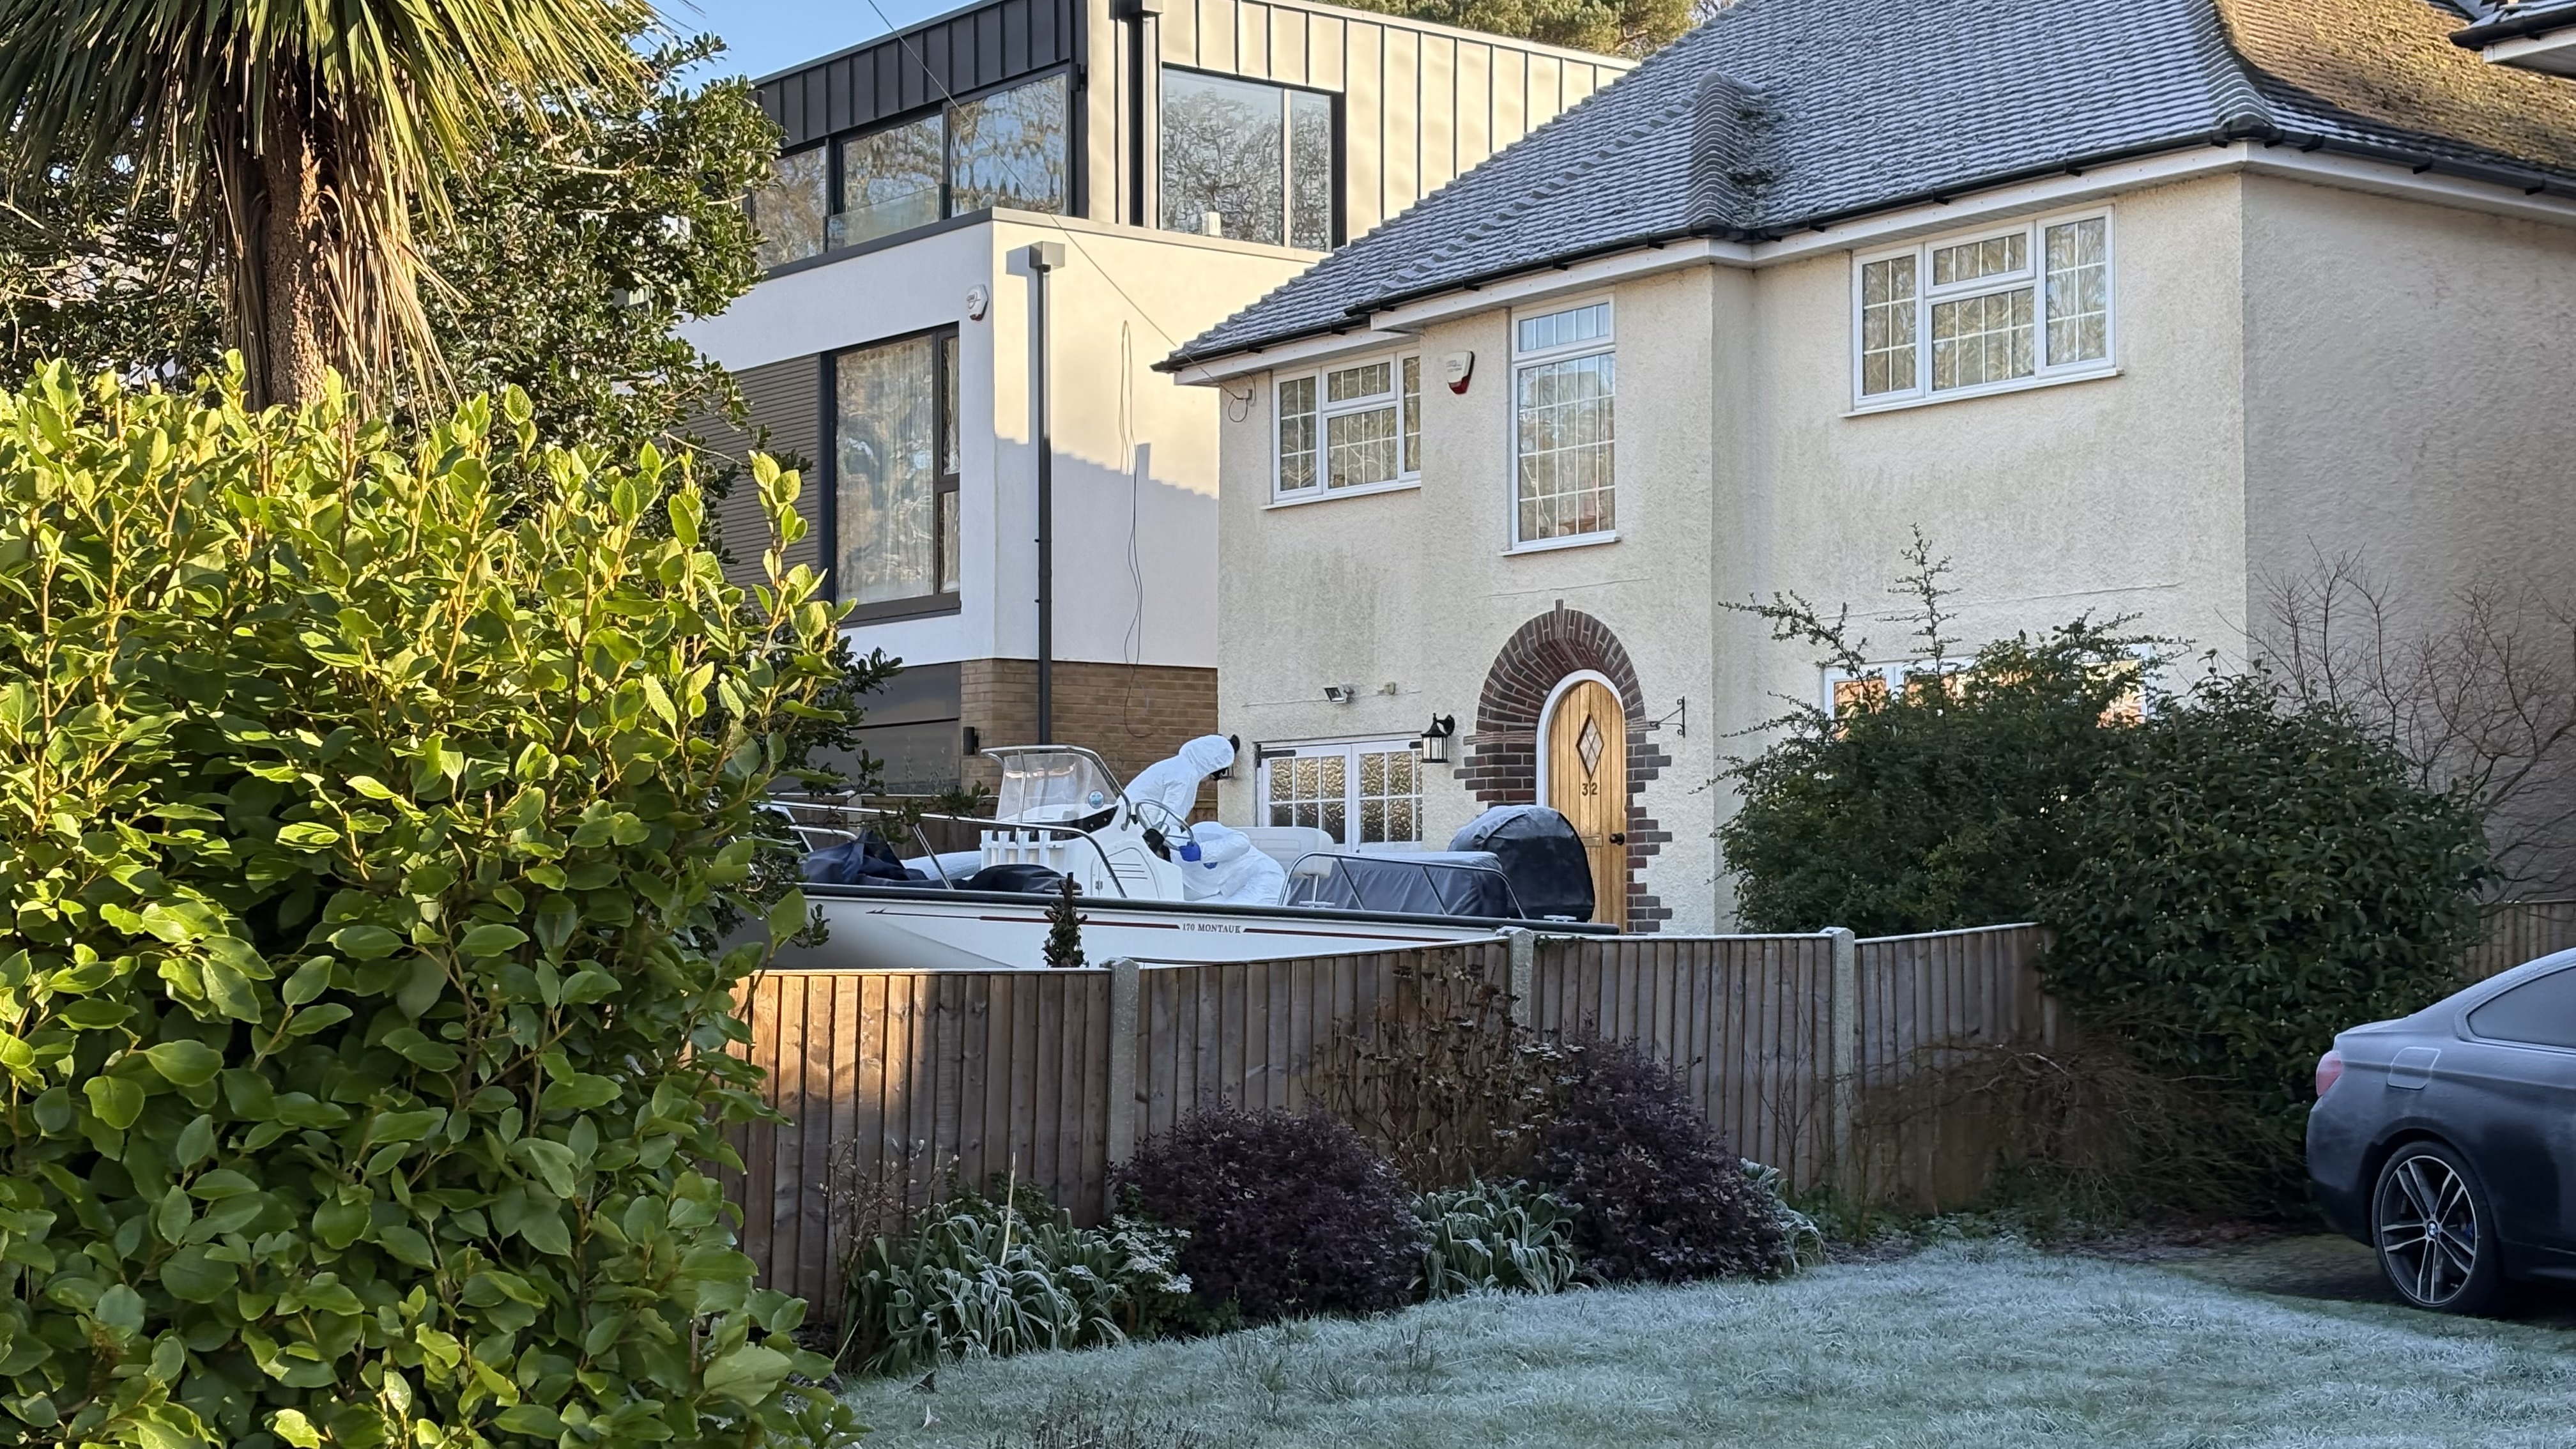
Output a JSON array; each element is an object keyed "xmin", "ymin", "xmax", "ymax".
[{"xmin": 761, "ymin": 798, "xmax": 1138, "ymax": 899}]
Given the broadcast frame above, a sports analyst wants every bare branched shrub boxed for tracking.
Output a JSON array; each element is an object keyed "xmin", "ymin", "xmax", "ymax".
[
  {"xmin": 1850, "ymin": 1032, "xmax": 2281, "ymax": 1222},
  {"xmin": 1308, "ymin": 948, "xmax": 1569, "ymax": 1188},
  {"xmin": 2259, "ymin": 553, "xmax": 2576, "ymax": 894}
]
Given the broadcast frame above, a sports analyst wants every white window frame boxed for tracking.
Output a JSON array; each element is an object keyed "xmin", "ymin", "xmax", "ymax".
[
  {"xmin": 1269, "ymin": 352, "xmax": 1422, "ymax": 506},
  {"xmin": 1508, "ymin": 295, "xmax": 1618, "ymax": 553},
  {"xmin": 1848, "ymin": 207, "xmax": 2116, "ymax": 413},
  {"xmin": 1253, "ymin": 737, "xmax": 1428, "ymax": 848},
  {"xmin": 1821, "ymin": 647, "xmax": 2156, "ymax": 719}
]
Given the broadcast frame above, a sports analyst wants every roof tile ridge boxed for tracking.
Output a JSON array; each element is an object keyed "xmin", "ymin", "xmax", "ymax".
[{"xmin": 2197, "ymin": 0, "xmax": 2280, "ymax": 132}]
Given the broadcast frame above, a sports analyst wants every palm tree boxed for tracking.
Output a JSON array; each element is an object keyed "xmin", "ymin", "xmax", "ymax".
[{"xmin": 0, "ymin": 0, "xmax": 650, "ymax": 406}]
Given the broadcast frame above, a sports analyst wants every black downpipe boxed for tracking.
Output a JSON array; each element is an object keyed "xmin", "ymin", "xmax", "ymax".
[{"xmin": 1028, "ymin": 240, "xmax": 1065, "ymax": 742}]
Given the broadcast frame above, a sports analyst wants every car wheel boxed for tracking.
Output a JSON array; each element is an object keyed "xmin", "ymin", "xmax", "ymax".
[{"xmin": 2372, "ymin": 1142, "xmax": 2504, "ymax": 1314}]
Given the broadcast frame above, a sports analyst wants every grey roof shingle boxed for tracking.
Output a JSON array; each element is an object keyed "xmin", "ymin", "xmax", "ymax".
[{"xmin": 1169, "ymin": 0, "xmax": 2576, "ymax": 368}]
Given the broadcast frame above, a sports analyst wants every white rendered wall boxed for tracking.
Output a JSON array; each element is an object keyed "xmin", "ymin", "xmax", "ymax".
[
  {"xmin": 679, "ymin": 211, "xmax": 1310, "ymax": 673},
  {"xmin": 1213, "ymin": 176, "xmax": 2266, "ymax": 931}
]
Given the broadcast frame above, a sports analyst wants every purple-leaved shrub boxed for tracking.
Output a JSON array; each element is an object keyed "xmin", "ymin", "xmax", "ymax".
[
  {"xmin": 1536, "ymin": 1042, "xmax": 1786, "ymax": 1282},
  {"xmin": 1114, "ymin": 1104, "xmax": 1416, "ymax": 1324}
]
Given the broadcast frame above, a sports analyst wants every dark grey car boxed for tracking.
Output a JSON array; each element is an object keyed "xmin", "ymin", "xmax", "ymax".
[{"xmin": 2307, "ymin": 948, "xmax": 2576, "ymax": 1314}]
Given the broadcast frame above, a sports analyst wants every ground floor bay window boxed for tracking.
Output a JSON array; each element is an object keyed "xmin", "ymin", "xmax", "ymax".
[
  {"xmin": 1256, "ymin": 739, "xmax": 1425, "ymax": 847},
  {"xmin": 833, "ymin": 328, "xmax": 961, "ymax": 613}
]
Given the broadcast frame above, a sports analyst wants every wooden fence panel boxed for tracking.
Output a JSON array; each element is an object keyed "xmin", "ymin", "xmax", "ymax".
[{"xmin": 2467, "ymin": 899, "xmax": 2576, "ymax": 980}]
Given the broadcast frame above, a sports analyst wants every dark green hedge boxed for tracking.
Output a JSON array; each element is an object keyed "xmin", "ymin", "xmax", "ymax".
[{"xmin": 0, "ymin": 366, "xmax": 861, "ymax": 1447}]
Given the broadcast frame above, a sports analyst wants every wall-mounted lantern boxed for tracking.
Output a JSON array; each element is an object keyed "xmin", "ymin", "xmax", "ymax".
[{"xmin": 1420, "ymin": 714, "xmax": 1458, "ymax": 765}]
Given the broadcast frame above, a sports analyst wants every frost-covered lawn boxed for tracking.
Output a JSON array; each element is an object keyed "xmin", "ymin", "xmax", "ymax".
[{"xmin": 846, "ymin": 1238, "xmax": 2576, "ymax": 1448}]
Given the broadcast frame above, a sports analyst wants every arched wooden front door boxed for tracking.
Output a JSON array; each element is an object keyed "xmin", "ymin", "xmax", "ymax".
[{"xmin": 1545, "ymin": 678, "xmax": 1627, "ymax": 928}]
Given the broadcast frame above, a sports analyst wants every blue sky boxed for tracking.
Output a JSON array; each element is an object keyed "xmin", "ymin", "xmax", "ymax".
[{"xmin": 666, "ymin": 0, "xmax": 960, "ymax": 81}]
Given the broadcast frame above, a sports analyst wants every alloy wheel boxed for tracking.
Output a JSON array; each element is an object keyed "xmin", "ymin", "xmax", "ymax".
[{"xmin": 2375, "ymin": 1151, "xmax": 2481, "ymax": 1308}]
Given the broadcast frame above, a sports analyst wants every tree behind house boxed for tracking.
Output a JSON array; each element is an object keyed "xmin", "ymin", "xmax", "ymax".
[
  {"xmin": 0, "ymin": 0, "xmax": 648, "ymax": 406},
  {"xmin": 1335, "ymin": 0, "xmax": 1695, "ymax": 56}
]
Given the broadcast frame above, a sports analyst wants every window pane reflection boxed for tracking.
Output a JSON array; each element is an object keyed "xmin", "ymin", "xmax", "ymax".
[
  {"xmin": 1162, "ymin": 70, "xmax": 1332, "ymax": 248},
  {"xmin": 753, "ymin": 148, "xmax": 829, "ymax": 268},
  {"xmin": 834, "ymin": 116, "xmax": 944, "ymax": 249},
  {"xmin": 836, "ymin": 337, "xmax": 940, "ymax": 604},
  {"xmin": 952, "ymin": 74, "xmax": 1068, "ymax": 215}
]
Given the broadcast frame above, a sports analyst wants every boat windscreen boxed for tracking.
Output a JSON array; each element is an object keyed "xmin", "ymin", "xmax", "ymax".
[{"xmin": 992, "ymin": 748, "xmax": 1125, "ymax": 825}]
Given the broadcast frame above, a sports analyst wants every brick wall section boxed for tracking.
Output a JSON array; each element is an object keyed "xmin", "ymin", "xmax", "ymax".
[
  {"xmin": 959, "ymin": 659, "xmax": 1220, "ymax": 810},
  {"xmin": 1457, "ymin": 604, "xmax": 1668, "ymax": 930}
]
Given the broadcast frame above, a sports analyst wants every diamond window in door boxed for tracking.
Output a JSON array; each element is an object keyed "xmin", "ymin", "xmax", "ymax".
[
  {"xmin": 1576, "ymin": 716, "xmax": 1606, "ymax": 778},
  {"xmin": 1258, "ymin": 740, "xmax": 1423, "ymax": 848}
]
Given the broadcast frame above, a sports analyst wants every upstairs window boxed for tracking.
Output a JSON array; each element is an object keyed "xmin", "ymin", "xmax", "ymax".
[
  {"xmin": 753, "ymin": 72, "xmax": 1070, "ymax": 266},
  {"xmin": 751, "ymin": 146, "xmax": 829, "ymax": 268},
  {"xmin": 1855, "ymin": 210, "xmax": 2112, "ymax": 406},
  {"xmin": 1512, "ymin": 300, "xmax": 1616, "ymax": 548},
  {"xmin": 1274, "ymin": 353, "xmax": 1421, "ymax": 501},
  {"xmin": 834, "ymin": 328, "xmax": 962, "ymax": 610},
  {"xmin": 1161, "ymin": 69, "xmax": 1334, "ymax": 249}
]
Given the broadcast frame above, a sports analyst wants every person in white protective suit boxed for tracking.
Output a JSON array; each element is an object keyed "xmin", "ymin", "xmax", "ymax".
[{"xmin": 1121, "ymin": 735, "xmax": 1288, "ymax": 907}]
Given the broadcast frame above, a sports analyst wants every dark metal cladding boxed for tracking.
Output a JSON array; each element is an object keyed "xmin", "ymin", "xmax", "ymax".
[{"xmin": 759, "ymin": 0, "xmax": 1082, "ymax": 150}]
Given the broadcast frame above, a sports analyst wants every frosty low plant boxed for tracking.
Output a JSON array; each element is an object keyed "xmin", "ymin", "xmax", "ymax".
[
  {"xmin": 1740, "ymin": 1160, "xmax": 1828, "ymax": 1275},
  {"xmin": 1412, "ymin": 1179, "xmax": 1582, "ymax": 1298},
  {"xmin": 840, "ymin": 1183, "xmax": 1190, "ymax": 1377}
]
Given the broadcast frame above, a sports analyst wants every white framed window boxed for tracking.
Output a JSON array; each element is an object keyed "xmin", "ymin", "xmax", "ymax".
[
  {"xmin": 1511, "ymin": 298, "xmax": 1615, "ymax": 549},
  {"xmin": 1822, "ymin": 650, "xmax": 2150, "ymax": 723},
  {"xmin": 1274, "ymin": 353, "xmax": 1422, "ymax": 502},
  {"xmin": 1255, "ymin": 739, "xmax": 1424, "ymax": 847},
  {"xmin": 1851, "ymin": 210, "xmax": 2113, "ymax": 410}
]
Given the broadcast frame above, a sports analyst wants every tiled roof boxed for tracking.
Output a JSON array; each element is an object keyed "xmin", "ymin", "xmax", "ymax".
[{"xmin": 1169, "ymin": 0, "xmax": 2576, "ymax": 368}]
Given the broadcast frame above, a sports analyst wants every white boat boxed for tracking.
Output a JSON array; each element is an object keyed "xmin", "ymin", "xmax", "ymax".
[{"xmin": 767, "ymin": 740, "xmax": 1613, "ymax": 970}]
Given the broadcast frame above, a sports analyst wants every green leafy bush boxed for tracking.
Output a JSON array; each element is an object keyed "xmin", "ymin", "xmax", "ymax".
[
  {"xmin": 2037, "ymin": 671, "xmax": 2493, "ymax": 1193},
  {"xmin": 1534, "ymin": 1043, "xmax": 1785, "ymax": 1282},
  {"xmin": 840, "ymin": 1183, "xmax": 1188, "ymax": 1377},
  {"xmin": 1720, "ymin": 535, "xmax": 2158, "ymax": 935},
  {"xmin": 0, "ymin": 365, "xmax": 860, "ymax": 1447},
  {"xmin": 1114, "ymin": 1106, "xmax": 1416, "ymax": 1326},
  {"xmin": 1411, "ymin": 1180, "xmax": 1580, "ymax": 1298}
]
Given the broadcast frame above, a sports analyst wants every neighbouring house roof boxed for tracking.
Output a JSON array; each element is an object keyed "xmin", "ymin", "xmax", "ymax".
[
  {"xmin": 1166, "ymin": 0, "xmax": 2576, "ymax": 369},
  {"xmin": 2452, "ymin": 0, "xmax": 2576, "ymax": 47}
]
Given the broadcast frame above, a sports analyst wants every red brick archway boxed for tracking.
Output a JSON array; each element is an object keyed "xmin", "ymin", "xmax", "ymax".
[{"xmin": 1457, "ymin": 604, "xmax": 1670, "ymax": 930}]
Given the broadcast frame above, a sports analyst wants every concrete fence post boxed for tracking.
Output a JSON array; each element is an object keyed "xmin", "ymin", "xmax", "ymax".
[
  {"xmin": 1503, "ymin": 928, "xmax": 1537, "ymax": 1032},
  {"xmin": 1824, "ymin": 927, "xmax": 1859, "ymax": 1200},
  {"xmin": 1103, "ymin": 956, "xmax": 1141, "ymax": 1220}
]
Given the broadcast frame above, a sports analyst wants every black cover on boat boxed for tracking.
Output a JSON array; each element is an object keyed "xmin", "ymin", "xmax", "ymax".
[
  {"xmin": 802, "ymin": 832, "xmax": 913, "ymax": 885},
  {"xmin": 1450, "ymin": 806, "xmax": 1596, "ymax": 923},
  {"xmin": 1287, "ymin": 852, "xmax": 1521, "ymax": 918},
  {"xmin": 958, "ymin": 862, "xmax": 1066, "ymax": 894}
]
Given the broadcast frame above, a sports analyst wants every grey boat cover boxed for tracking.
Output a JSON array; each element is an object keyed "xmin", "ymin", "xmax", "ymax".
[
  {"xmin": 1450, "ymin": 806, "xmax": 1595, "ymax": 923},
  {"xmin": 1286, "ymin": 851, "xmax": 1521, "ymax": 918}
]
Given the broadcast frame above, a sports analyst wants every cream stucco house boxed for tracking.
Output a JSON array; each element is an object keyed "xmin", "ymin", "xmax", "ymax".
[
  {"xmin": 680, "ymin": 0, "xmax": 1627, "ymax": 794},
  {"xmin": 1165, "ymin": 0, "xmax": 2576, "ymax": 932}
]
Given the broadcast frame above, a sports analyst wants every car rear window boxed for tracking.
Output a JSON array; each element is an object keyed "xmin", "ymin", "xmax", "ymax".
[{"xmin": 2465, "ymin": 965, "xmax": 2576, "ymax": 1049}]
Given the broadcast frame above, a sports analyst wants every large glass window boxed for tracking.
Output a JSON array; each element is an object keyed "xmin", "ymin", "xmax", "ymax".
[
  {"xmin": 1273, "ymin": 352, "xmax": 1421, "ymax": 501},
  {"xmin": 1258, "ymin": 740, "xmax": 1422, "ymax": 847},
  {"xmin": 1855, "ymin": 210, "xmax": 2113, "ymax": 405},
  {"xmin": 752, "ymin": 146, "xmax": 829, "ymax": 268},
  {"xmin": 1161, "ymin": 70, "xmax": 1333, "ymax": 249},
  {"xmin": 834, "ymin": 114, "xmax": 944, "ymax": 249},
  {"xmin": 760, "ymin": 73, "xmax": 1069, "ymax": 268},
  {"xmin": 834, "ymin": 330, "xmax": 962, "ymax": 607},
  {"xmin": 951, "ymin": 74, "xmax": 1070, "ymax": 214},
  {"xmin": 1512, "ymin": 300, "xmax": 1615, "ymax": 546}
]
